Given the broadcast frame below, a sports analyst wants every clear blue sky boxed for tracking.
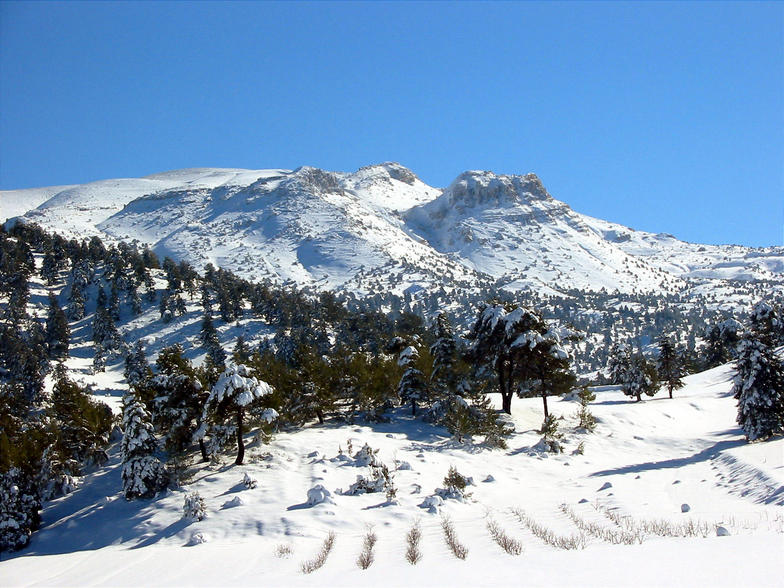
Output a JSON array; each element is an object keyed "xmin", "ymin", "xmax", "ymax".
[{"xmin": 1, "ymin": 1, "xmax": 782, "ymax": 247}]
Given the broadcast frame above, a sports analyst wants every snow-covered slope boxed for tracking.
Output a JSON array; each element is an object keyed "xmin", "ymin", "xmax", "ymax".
[
  {"xmin": 2, "ymin": 164, "xmax": 782, "ymax": 296},
  {"xmin": 3, "ymin": 358, "xmax": 782, "ymax": 587}
]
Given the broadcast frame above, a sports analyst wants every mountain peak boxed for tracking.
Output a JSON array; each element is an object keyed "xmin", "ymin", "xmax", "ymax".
[
  {"xmin": 354, "ymin": 162, "xmax": 419, "ymax": 185},
  {"xmin": 445, "ymin": 170, "xmax": 551, "ymax": 209}
]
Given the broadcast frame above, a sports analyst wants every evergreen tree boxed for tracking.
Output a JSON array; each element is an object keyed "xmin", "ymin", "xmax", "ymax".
[
  {"xmin": 622, "ymin": 355, "xmax": 659, "ymax": 402},
  {"xmin": 197, "ymin": 364, "xmax": 276, "ymax": 465},
  {"xmin": 200, "ymin": 312, "xmax": 226, "ymax": 370},
  {"xmin": 656, "ymin": 336, "xmax": 683, "ymax": 399},
  {"xmin": 45, "ymin": 293, "xmax": 70, "ymax": 360},
  {"xmin": 733, "ymin": 334, "xmax": 784, "ymax": 441},
  {"xmin": 749, "ymin": 300, "xmax": 783, "ymax": 347},
  {"xmin": 430, "ymin": 312, "xmax": 458, "ymax": 399},
  {"xmin": 397, "ymin": 345, "xmax": 428, "ymax": 416},
  {"xmin": 0, "ymin": 467, "xmax": 41, "ymax": 553},
  {"xmin": 67, "ymin": 260, "xmax": 90, "ymax": 320},
  {"xmin": 40, "ymin": 250, "xmax": 59, "ymax": 286},
  {"xmin": 124, "ymin": 341, "xmax": 152, "ymax": 393},
  {"xmin": 120, "ymin": 393, "xmax": 167, "ymax": 499}
]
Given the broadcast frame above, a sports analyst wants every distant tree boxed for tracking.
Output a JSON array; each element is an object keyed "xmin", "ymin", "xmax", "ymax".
[
  {"xmin": 466, "ymin": 304, "xmax": 574, "ymax": 418},
  {"xmin": 656, "ymin": 337, "xmax": 683, "ymax": 399},
  {"xmin": 749, "ymin": 300, "xmax": 784, "ymax": 347},
  {"xmin": 622, "ymin": 355, "xmax": 659, "ymax": 402},
  {"xmin": 397, "ymin": 345, "xmax": 428, "ymax": 416},
  {"xmin": 200, "ymin": 312, "xmax": 226, "ymax": 370},
  {"xmin": 45, "ymin": 293, "xmax": 70, "ymax": 360}
]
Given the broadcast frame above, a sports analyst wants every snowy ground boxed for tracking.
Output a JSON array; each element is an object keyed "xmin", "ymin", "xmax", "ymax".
[{"xmin": 2, "ymin": 365, "xmax": 783, "ymax": 587}]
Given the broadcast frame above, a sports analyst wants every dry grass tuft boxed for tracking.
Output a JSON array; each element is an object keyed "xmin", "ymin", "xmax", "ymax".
[
  {"xmin": 441, "ymin": 515, "xmax": 469, "ymax": 559},
  {"xmin": 300, "ymin": 531, "xmax": 336, "ymax": 574}
]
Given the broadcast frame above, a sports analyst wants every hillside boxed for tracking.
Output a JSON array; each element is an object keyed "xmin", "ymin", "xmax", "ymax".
[
  {"xmin": 3, "ymin": 164, "xmax": 782, "ymax": 299},
  {"xmin": 3, "ymin": 360, "xmax": 782, "ymax": 587}
]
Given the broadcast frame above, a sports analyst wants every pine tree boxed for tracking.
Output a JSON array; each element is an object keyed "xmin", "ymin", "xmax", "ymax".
[
  {"xmin": 120, "ymin": 393, "xmax": 167, "ymax": 499},
  {"xmin": 430, "ymin": 312, "xmax": 458, "ymax": 399},
  {"xmin": 197, "ymin": 364, "xmax": 276, "ymax": 465},
  {"xmin": 397, "ymin": 346, "xmax": 427, "ymax": 416},
  {"xmin": 45, "ymin": 293, "xmax": 70, "ymax": 360},
  {"xmin": 67, "ymin": 261, "xmax": 89, "ymax": 320},
  {"xmin": 733, "ymin": 335, "xmax": 784, "ymax": 442},
  {"xmin": 656, "ymin": 336, "xmax": 683, "ymax": 399},
  {"xmin": 124, "ymin": 341, "xmax": 152, "ymax": 393},
  {"xmin": 40, "ymin": 250, "xmax": 59, "ymax": 286},
  {"xmin": 622, "ymin": 355, "xmax": 659, "ymax": 402},
  {"xmin": 200, "ymin": 312, "xmax": 226, "ymax": 370},
  {"xmin": 0, "ymin": 467, "xmax": 41, "ymax": 553}
]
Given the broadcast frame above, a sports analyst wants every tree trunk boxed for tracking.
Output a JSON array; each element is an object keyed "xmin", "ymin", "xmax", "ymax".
[
  {"xmin": 635, "ymin": 393, "xmax": 641, "ymax": 402},
  {"xmin": 235, "ymin": 407, "xmax": 245, "ymax": 465},
  {"xmin": 198, "ymin": 439, "xmax": 208, "ymax": 462},
  {"xmin": 411, "ymin": 400, "xmax": 417, "ymax": 416},
  {"xmin": 541, "ymin": 390, "xmax": 549, "ymax": 421},
  {"xmin": 668, "ymin": 384, "xmax": 673, "ymax": 399},
  {"xmin": 501, "ymin": 393, "xmax": 512, "ymax": 414},
  {"xmin": 499, "ymin": 359, "xmax": 512, "ymax": 414},
  {"xmin": 316, "ymin": 409, "xmax": 325, "ymax": 425}
]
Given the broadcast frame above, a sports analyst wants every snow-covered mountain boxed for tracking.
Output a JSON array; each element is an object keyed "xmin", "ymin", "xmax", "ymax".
[{"xmin": 3, "ymin": 164, "xmax": 782, "ymax": 296}]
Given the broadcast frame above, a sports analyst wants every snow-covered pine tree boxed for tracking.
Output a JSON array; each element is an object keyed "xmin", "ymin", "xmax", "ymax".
[
  {"xmin": 622, "ymin": 355, "xmax": 659, "ymax": 402},
  {"xmin": 0, "ymin": 467, "xmax": 41, "ymax": 553},
  {"xmin": 656, "ymin": 336, "xmax": 683, "ymax": 399},
  {"xmin": 66, "ymin": 260, "xmax": 90, "ymax": 320},
  {"xmin": 430, "ymin": 312, "xmax": 458, "ymax": 400},
  {"xmin": 120, "ymin": 393, "xmax": 167, "ymax": 499},
  {"xmin": 733, "ymin": 333, "xmax": 784, "ymax": 442},
  {"xmin": 40, "ymin": 249, "xmax": 59, "ymax": 286},
  {"xmin": 124, "ymin": 340, "xmax": 152, "ymax": 400},
  {"xmin": 607, "ymin": 343, "xmax": 631, "ymax": 385},
  {"xmin": 45, "ymin": 292, "xmax": 70, "ymax": 360},
  {"xmin": 397, "ymin": 345, "xmax": 427, "ymax": 416},
  {"xmin": 749, "ymin": 300, "xmax": 784, "ymax": 347},
  {"xmin": 200, "ymin": 311, "xmax": 226, "ymax": 370},
  {"xmin": 197, "ymin": 364, "xmax": 277, "ymax": 465}
]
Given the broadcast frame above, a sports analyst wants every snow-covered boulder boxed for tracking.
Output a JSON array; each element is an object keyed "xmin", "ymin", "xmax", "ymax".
[{"xmin": 306, "ymin": 484, "xmax": 335, "ymax": 506}]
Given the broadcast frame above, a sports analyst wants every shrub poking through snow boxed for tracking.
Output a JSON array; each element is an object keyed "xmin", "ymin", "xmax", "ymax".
[
  {"xmin": 405, "ymin": 521, "xmax": 423, "ymax": 564},
  {"xmin": 595, "ymin": 504, "xmax": 711, "ymax": 538},
  {"xmin": 242, "ymin": 472, "xmax": 257, "ymax": 489},
  {"xmin": 440, "ymin": 515, "xmax": 468, "ymax": 559},
  {"xmin": 301, "ymin": 531, "xmax": 336, "ymax": 574},
  {"xmin": 538, "ymin": 414, "xmax": 564, "ymax": 453},
  {"xmin": 275, "ymin": 544, "xmax": 293, "ymax": 558},
  {"xmin": 512, "ymin": 508, "xmax": 586, "ymax": 550},
  {"xmin": 356, "ymin": 525, "xmax": 377, "ymax": 569},
  {"xmin": 438, "ymin": 465, "xmax": 471, "ymax": 499},
  {"xmin": 344, "ymin": 445, "xmax": 397, "ymax": 502},
  {"xmin": 574, "ymin": 386, "xmax": 597, "ymax": 432},
  {"xmin": 183, "ymin": 492, "xmax": 207, "ymax": 521},
  {"xmin": 559, "ymin": 503, "xmax": 643, "ymax": 545},
  {"xmin": 486, "ymin": 517, "xmax": 523, "ymax": 555}
]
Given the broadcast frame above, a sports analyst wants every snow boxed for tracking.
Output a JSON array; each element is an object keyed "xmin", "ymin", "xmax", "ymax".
[
  {"xmin": 5, "ymin": 164, "xmax": 781, "ymax": 301},
  {"xmin": 3, "ymin": 359, "xmax": 783, "ymax": 587}
]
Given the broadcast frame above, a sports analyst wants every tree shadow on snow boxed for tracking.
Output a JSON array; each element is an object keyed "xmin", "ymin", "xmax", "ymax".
[
  {"xmin": 5, "ymin": 447, "xmax": 188, "ymax": 560},
  {"xmin": 590, "ymin": 436, "xmax": 746, "ymax": 477}
]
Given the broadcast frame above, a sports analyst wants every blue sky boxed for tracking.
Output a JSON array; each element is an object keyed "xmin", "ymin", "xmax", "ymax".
[{"xmin": 1, "ymin": 1, "xmax": 781, "ymax": 247}]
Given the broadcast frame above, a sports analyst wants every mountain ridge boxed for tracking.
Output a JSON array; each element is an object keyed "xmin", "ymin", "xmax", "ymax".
[{"xmin": 2, "ymin": 164, "xmax": 782, "ymax": 298}]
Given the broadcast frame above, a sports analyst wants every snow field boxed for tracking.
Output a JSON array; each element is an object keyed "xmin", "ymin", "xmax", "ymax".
[{"xmin": 4, "ymin": 356, "xmax": 784, "ymax": 586}]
